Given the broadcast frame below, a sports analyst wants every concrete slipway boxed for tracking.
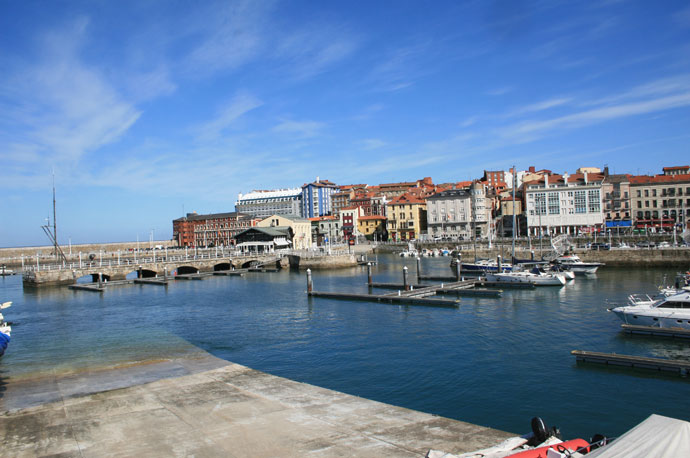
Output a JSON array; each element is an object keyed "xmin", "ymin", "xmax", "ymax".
[{"xmin": 0, "ymin": 352, "xmax": 513, "ymax": 457}]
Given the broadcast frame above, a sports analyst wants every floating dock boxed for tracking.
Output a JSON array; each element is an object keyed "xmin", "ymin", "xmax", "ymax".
[
  {"xmin": 133, "ymin": 278, "xmax": 169, "ymax": 286},
  {"xmin": 308, "ymin": 290, "xmax": 460, "ymax": 307},
  {"xmin": 572, "ymin": 350, "xmax": 690, "ymax": 375},
  {"xmin": 621, "ymin": 324, "xmax": 690, "ymax": 339}
]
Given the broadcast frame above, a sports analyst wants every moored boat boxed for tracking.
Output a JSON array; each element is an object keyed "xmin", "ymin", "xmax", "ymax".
[
  {"xmin": 554, "ymin": 254, "xmax": 603, "ymax": 275},
  {"xmin": 0, "ymin": 301, "xmax": 11, "ymax": 357},
  {"xmin": 609, "ymin": 291, "xmax": 690, "ymax": 329},
  {"xmin": 486, "ymin": 267, "xmax": 566, "ymax": 286}
]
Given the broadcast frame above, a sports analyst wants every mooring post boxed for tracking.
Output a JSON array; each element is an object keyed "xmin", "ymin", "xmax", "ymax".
[
  {"xmin": 98, "ymin": 273, "xmax": 103, "ymax": 289},
  {"xmin": 416, "ymin": 256, "xmax": 421, "ymax": 281},
  {"xmin": 497, "ymin": 255, "xmax": 502, "ymax": 274},
  {"xmin": 455, "ymin": 254, "xmax": 461, "ymax": 280},
  {"xmin": 138, "ymin": 265, "xmax": 143, "ymax": 279},
  {"xmin": 403, "ymin": 266, "xmax": 410, "ymax": 291},
  {"xmin": 367, "ymin": 262, "xmax": 372, "ymax": 286},
  {"xmin": 164, "ymin": 267, "xmax": 168, "ymax": 281},
  {"xmin": 306, "ymin": 268, "xmax": 313, "ymax": 294},
  {"xmin": 531, "ymin": 250, "xmax": 535, "ymax": 261}
]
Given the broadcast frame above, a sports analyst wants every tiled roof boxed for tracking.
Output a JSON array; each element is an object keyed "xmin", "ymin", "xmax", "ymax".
[
  {"xmin": 359, "ymin": 215, "xmax": 386, "ymax": 220},
  {"xmin": 629, "ymin": 174, "xmax": 690, "ymax": 184}
]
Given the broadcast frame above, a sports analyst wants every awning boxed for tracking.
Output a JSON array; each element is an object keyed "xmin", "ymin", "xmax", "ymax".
[{"xmin": 587, "ymin": 414, "xmax": 690, "ymax": 457}]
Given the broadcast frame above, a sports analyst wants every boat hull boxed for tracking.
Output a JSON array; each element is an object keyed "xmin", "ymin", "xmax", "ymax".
[{"xmin": 486, "ymin": 272, "xmax": 565, "ymax": 286}]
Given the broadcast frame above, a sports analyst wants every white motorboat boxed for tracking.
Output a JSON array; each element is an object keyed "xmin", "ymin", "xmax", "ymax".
[
  {"xmin": 549, "ymin": 264, "xmax": 575, "ymax": 280},
  {"xmin": 554, "ymin": 254, "xmax": 603, "ymax": 274},
  {"xmin": 0, "ymin": 301, "xmax": 10, "ymax": 357},
  {"xmin": 486, "ymin": 267, "xmax": 566, "ymax": 286},
  {"xmin": 610, "ymin": 291, "xmax": 690, "ymax": 329}
]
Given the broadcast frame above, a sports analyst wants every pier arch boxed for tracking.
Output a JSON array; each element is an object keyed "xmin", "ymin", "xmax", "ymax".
[
  {"xmin": 241, "ymin": 260, "xmax": 260, "ymax": 268},
  {"xmin": 176, "ymin": 266, "xmax": 199, "ymax": 275},
  {"xmin": 75, "ymin": 273, "xmax": 112, "ymax": 283},
  {"xmin": 213, "ymin": 262, "xmax": 232, "ymax": 271}
]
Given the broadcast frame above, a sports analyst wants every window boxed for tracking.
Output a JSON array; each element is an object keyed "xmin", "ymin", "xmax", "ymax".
[
  {"xmin": 548, "ymin": 193, "xmax": 560, "ymax": 215},
  {"xmin": 588, "ymin": 189, "xmax": 600, "ymax": 213},
  {"xmin": 652, "ymin": 189, "xmax": 657, "ymax": 197},
  {"xmin": 645, "ymin": 189, "xmax": 649, "ymax": 197},
  {"xmin": 534, "ymin": 192, "xmax": 547, "ymax": 215},
  {"xmin": 653, "ymin": 201, "xmax": 657, "ymax": 208},
  {"xmin": 636, "ymin": 190, "xmax": 641, "ymax": 197},
  {"xmin": 574, "ymin": 191, "xmax": 587, "ymax": 214}
]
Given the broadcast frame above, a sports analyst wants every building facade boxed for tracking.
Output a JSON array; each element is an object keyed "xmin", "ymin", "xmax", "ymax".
[
  {"xmin": 257, "ymin": 214, "xmax": 312, "ymax": 250},
  {"xmin": 601, "ymin": 174, "xmax": 633, "ymax": 233},
  {"xmin": 426, "ymin": 188, "xmax": 472, "ymax": 240},
  {"xmin": 301, "ymin": 178, "xmax": 338, "ymax": 218},
  {"xmin": 386, "ymin": 193, "xmax": 427, "ymax": 241},
  {"xmin": 172, "ymin": 212, "xmax": 257, "ymax": 248},
  {"xmin": 235, "ymin": 188, "xmax": 303, "ymax": 218},
  {"xmin": 629, "ymin": 173, "xmax": 690, "ymax": 232},
  {"xmin": 525, "ymin": 173, "xmax": 604, "ymax": 236},
  {"xmin": 357, "ymin": 215, "xmax": 387, "ymax": 240}
]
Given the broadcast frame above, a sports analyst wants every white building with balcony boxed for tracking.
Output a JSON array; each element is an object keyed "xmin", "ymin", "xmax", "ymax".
[
  {"xmin": 525, "ymin": 172, "xmax": 604, "ymax": 236},
  {"xmin": 236, "ymin": 188, "xmax": 303, "ymax": 218}
]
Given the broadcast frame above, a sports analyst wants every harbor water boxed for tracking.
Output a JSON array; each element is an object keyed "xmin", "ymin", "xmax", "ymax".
[{"xmin": 2, "ymin": 254, "xmax": 690, "ymax": 440}]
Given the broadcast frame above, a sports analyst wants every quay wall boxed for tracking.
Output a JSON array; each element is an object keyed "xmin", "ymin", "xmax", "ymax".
[{"xmin": 374, "ymin": 244, "xmax": 690, "ymax": 267}]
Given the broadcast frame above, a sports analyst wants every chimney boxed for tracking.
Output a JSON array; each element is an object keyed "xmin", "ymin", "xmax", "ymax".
[
  {"xmin": 545, "ymin": 175, "xmax": 549, "ymax": 187},
  {"xmin": 529, "ymin": 166, "xmax": 535, "ymax": 173},
  {"xmin": 316, "ymin": 176, "xmax": 320, "ymax": 183},
  {"xmin": 563, "ymin": 173, "xmax": 569, "ymax": 184},
  {"xmin": 584, "ymin": 172, "xmax": 588, "ymax": 184}
]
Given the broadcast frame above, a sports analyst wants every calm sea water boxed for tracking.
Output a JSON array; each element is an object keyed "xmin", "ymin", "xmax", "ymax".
[{"xmin": 2, "ymin": 254, "xmax": 689, "ymax": 440}]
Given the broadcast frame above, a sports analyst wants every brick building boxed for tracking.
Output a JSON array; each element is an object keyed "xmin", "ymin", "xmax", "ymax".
[{"xmin": 172, "ymin": 212, "xmax": 258, "ymax": 247}]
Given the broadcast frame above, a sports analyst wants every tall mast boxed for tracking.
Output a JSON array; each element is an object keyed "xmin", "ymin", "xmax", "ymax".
[
  {"xmin": 52, "ymin": 171, "xmax": 58, "ymax": 258},
  {"xmin": 510, "ymin": 165, "xmax": 517, "ymax": 262}
]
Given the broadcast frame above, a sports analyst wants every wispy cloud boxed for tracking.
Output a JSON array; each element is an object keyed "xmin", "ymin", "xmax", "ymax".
[
  {"xmin": 274, "ymin": 23, "xmax": 359, "ymax": 80},
  {"xmin": 194, "ymin": 92, "xmax": 263, "ymax": 142},
  {"xmin": 358, "ymin": 139, "xmax": 387, "ymax": 150},
  {"xmin": 0, "ymin": 17, "xmax": 141, "ymax": 184},
  {"xmin": 272, "ymin": 119, "xmax": 325, "ymax": 138},
  {"xmin": 500, "ymin": 89, "xmax": 690, "ymax": 142},
  {"xmin": 505, "ymin": 97, "xmax": 572, "ymax": 117},
  {"xmin": 369, "ymin": 41, "xmax": 434, "ymax": 91},
  {"xmin": 486, "ymin": 86, "xmax": 513, "ymax": 96}
]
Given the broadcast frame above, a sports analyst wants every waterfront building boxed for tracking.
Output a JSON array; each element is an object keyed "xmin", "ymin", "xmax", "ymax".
[
  {"xmin": 357, "ymin": 215, "xmax": 387, "ymax": 241},
  {"xmin": 233, "ymin": 227, "xmax": 293, "ymax": 254},
  {"xmin": 301, "ymin": 178, "xmax": 338, "ymax": 218},
  {"xmin": 524, "ymin": 172, "xmax": 604, "ymax": 236},
  {"xmin": 340, "ymin": 206, "xmax": 365, "ymax": 241},
  {"xmin": 426, "ymin": 188, "xmax": 472, "ymax": 240},
  {"xmin": 235, "ymin": 188, "xmax": 303, "ymax": 218},
  {"xmin": 172, "ymin": 212, "xmax": 258, "ymax": 248},
  {"xmin": 663, "ymin": 165, "xmax": 690, "ymax": 176},
  {"xmin": 601, "ymin": 171, "xmax": 633, "ymax": 233},
  {"xmin": 257, "ymin": 214, "xmax": 312, "ymax": 250},
  {"xmin": 386, "ymin": 192, "xmax": 428, "ymax": 241},
  {"xmin": 629, "ymin": 170, "xmax": 690, "ymax": 232},
  {"xmin": 309, "ymin": 216, "xmax": 341, "ymax": 246},
  {"xmin": 498, "ymin": 195, "xmax": 524, "ymax": 238}
]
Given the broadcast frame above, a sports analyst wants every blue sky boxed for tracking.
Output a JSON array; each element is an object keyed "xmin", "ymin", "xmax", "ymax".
[{"xmin": 1, "ymin": 0, "xmax": 689, "ymax": 247}]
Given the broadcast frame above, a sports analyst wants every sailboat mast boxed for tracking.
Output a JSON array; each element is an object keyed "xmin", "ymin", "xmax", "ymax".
[
  {"xmin": 511, "ymin": 165, "xmax": 517, "ymax": 262},
  {"xmin": 52, "ymin": 172, "xmax": 58, "ymax": 258}
]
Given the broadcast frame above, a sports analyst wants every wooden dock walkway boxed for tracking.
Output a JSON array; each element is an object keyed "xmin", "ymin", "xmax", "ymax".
[
  {"xmin": 621, "ymin": 324, "xmax": 690, "ymax": 339},
  {"xmin": 572, "ymin": 350, "xmax": 690, "ymax": 375},
  {"xmin": 308, "ymin": 291, "xmax": 460, "ymax": 307}
]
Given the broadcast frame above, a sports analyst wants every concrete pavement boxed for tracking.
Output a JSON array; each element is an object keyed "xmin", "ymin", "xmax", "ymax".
[{"xmin": 0, "ymin": 355, "xmax": 513, "ymax": 457}]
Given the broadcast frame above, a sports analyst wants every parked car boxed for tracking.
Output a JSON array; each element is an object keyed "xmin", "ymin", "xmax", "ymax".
[
  {"xmin": 590, "ymin": 242, "xmax": 610, "ymax": 250},
  {"xmin": 636, "ymin": 241, "xmax": 656, "ymax": 248},
  {"xmin": 657, "ymin": 241, "xmax": 671, "ymax": 248}
]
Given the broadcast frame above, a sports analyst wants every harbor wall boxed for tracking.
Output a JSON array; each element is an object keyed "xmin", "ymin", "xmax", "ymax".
[{"xmin": 374, "ymin": 244, "xmax": 690, "ymax": 267}]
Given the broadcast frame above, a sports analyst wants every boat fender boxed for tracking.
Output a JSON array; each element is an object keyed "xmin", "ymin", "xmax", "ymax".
[
  {"xmin": 589, "ymin": 433, "xmax": 608, "ymax": 451},
  {"xmin": 529, "ymin": 417, "xmax": 549, "ymax": 446}
]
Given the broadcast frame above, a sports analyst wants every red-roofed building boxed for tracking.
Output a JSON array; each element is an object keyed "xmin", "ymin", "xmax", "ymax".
[
  {"xmin": 386, "ymin": 192, "xmax": 428, "ymax": 241},
  {"xmin": 629, "ymin": 172, "xmax": 690, "ymax": 232},
  {"xmin": 357, "ymin": 215, "xmax": 387, "ymax": 241},
  {"xmin": 524, "ymin": 171, "xmax": 605, "ymax": 236}
]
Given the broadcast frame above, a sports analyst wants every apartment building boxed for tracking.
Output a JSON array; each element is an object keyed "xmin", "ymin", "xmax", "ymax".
[
  {"xmin": 629, "ymin": 173, "xmax": 690, "ymax": 232},
  {"xmin": 172, "ymin": 212, "xmax": 258, "ymax": 247},
  {"xmin": 235, "ymin": 188, "xmax": 303, "ymax": 218},
  {"xmin": 301, "ymin": 178, "xmax": 338, "ymax": 218},
  {"xmin": 524, "ymin": 172, "xmax": 604, "ymax": 236}
]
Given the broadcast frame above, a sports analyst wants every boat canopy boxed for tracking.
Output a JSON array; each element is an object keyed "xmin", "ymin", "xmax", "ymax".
[{"xmin": 588, "ymin": 414, "xmax": 690, "ymax": 457}]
